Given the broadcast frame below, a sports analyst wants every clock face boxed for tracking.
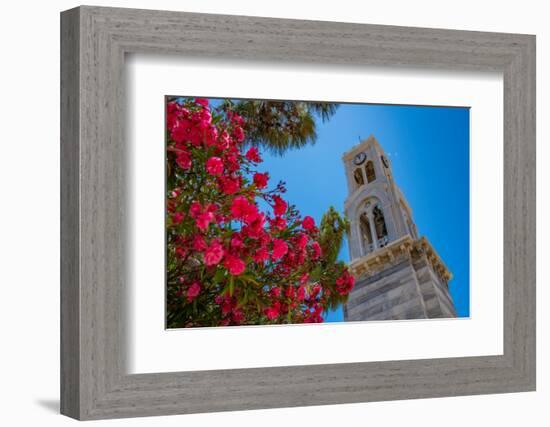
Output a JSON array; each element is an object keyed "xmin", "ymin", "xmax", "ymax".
[
  {"xmin": 381, "ymin": 155, "xmax": 390, "ymax": 168},
  {"xmin": 354, "ymin": 152, "xmax": 366, "ymax": 165}
]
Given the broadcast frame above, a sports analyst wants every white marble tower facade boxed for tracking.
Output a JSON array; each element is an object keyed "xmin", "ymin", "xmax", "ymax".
[{"xmin": 343, "ymin": 136, "xmax": 457, "ymax": 320}]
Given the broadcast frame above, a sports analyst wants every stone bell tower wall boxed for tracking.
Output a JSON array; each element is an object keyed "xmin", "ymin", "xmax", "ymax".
[
  {"xmin": 413, "ymin": 255, "xmax": 457, "ymax": 318},
  {"xmin": 344, "ymin": 258, "xmax": 428, "ymax": 321},
  {"xmin": 344, "ymin": 236, "xmax": 456, "ymax": 321}
]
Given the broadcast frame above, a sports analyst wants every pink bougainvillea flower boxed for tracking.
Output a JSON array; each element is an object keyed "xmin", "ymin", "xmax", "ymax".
[
  {"xmin": 204, "ymin": 240, "xmax": 224, "ymax": 266},
  {"xmin": 296, "ymin": 249, "xmax": 306, "ymax": 266},
  {"xmin": 230, "ymin": 234, "xmax": 244, "ymax": 249},
  {"xmin": 223, "ymin": 254, "xmax": 246, "ymax": 276},
  {"xmin": 231, "ymin": 308, "xmax": 244, "ymax": 324},
  {"xmin": 189, "ymin": 201, "xmax": 203, "ymax": 219},
  {"xmin": 230, "ymin": 196, "xmax": 259, "ymax": 224},
  {"xmin": 222, "ymin": 301, "xmax": 234, "ymax": 316},
  {"xmin": 228, "ymin": 111, "xmax": 245, "ymax": 126},
  {"xmin": 166, "ymin": 102, "xmax": 181, "ymax": 129},
  {"xmin": 272, "ymin": 195, "xmax": 288, "ymax": 217},
  {"xmin": 199, "ymin": 108, "xmax": 212, "ymax": 124},
  {"xmin": 192, "ymin": 234, "xmax": 207, "ymax": 252},
  {"xmin": 175, "ymin": 151, "xmax": 192, "ymax": 170},
  {"xmin": 218, "ymin": 175, "xmax": 241, "ymax": 195},
  {"xmin": 170, "ymin": 122, "xmax": 191, "ymax": 144},
  {"xmin": 270, "ymin": 216, "xmax": 287, "ymax": 231},
  {"xmin": 234, "ymin": 114, "xmax": 244, "ymax": 126},
  {"xmin": 195, "ymin": 211, "xmax": 215, "ymax": 232},
  {"xmin": 215, "ymin": 295, "xmax": 235, "ymax": 316},
  {"xmin": 230, "ymin": 195, "xmax": 248, "ymax": 218},
  {"xmin": 264, "ymin": 301, "xmax": 281, "ymax": 320},
  {"xmin": 175, "ymin": 246, "xmax": 187, "ymax": 259},
  {"xmin": 258, "ymin": 231, "xmax": 271, "ymax": 247},
  {"xmin": 252, "ymin": 247, "xmax": 270, "ymax": 264},
  {"xmin": 172, "ymin": 211, "xmax": 184, "ymax": 225},
  {"xmin": 244, "ymin": 208, "xmax": 262, "ymax": 228},
  {"xmin": 232, "ymin": 126, "xmax": 245, "ymax": 143},
  {"xmin": 224, "ymin": 153, "xmax": 240, "ymax": 172},
  {"xmin": 270, "ymin": 287, "xmax": 281, "ymax": 298},
  {"xmin": 245, "ymin": 146, "xmax": 262, "ymax": 163},
  {"xmin": 204, "ymin": 126, "xmax": 219, "ymax": 147},
  {"xmin": 204, "ymin": 202, "xmax": 219, "ymax": 214},
  {"xmin": 302, "ymin": 215, "xmax": 316, "ymax": 231},
  {"xmin": 205, "ymin": 156, "xmax": 224, "ymax": 176},
  {"xmin": 253, "ymin": 172, "xmax": 269, "ymax": 189},
  {"xmin": 296, "ymin": 233, "xmax": 309, "ymax": 249},
  {"xmin": 171, "ymin": 118, "xmax": 202, "ymax": 147},
  {"xmin": 310, "ymin": 241, "xmax": 322, "ymax": 260},
  {"xmin": 272, "ymin": 238, "xmax": 289, "ymax": 260},
  {"xmin": 335, "ymin": 269, "xmax": 355, "ymax": 295},
  {"xmin": 253, "ymin": 246, "xmax": 269, "ymax": 262},
  {"xmin": 217, "ymin": 130, "xmax": 232, "ymax": 150},
  {"xmin": 243, "ymin": 212, "xmax": 266, "ymax": 239},
  {"xmin": 195, "ymin": 97, "xmax": 209, "ymax": 108},
  {"xmin": 187, "ymin": 282, "xmax": 202, "ymax": 302}
]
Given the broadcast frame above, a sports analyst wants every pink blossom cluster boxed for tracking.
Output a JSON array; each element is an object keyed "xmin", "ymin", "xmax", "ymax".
[{"xmin": 166, "ymin": 98, "xmax": 354, "ymax": 327}]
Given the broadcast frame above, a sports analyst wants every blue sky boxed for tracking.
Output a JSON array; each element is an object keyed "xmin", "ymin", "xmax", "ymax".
[{"xmin": 257, "ymin": 102, "xmax": 471, "ymax": 320}]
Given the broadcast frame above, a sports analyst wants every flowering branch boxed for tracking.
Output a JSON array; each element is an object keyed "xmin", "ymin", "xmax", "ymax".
[{"xmin": 166, "ymin": 98, "xmax": 354, "ymax": 328}]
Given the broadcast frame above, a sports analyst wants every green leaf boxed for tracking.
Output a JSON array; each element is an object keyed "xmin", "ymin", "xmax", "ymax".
[
  {"xmin": 240, "ymin": 274, "xmax": 260, "ymax": 287},
  {"xmin": 213, "ymin": 268, "xmax": 226, "ymax": 283}
]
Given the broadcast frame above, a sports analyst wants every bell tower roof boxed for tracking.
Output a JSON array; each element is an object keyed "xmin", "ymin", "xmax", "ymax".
[{"xmin": 342, "ymin": 135, "xmax": 385, "ymax": 163}]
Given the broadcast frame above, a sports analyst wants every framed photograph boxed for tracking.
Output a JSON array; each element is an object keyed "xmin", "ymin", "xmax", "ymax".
[
  {"xmin": 61, "ymin": 6, "xmax": 536, "ymax": 420},
  {"xmin": 162, "ymin": 97, "xmax": 468, "ymax": 330}
]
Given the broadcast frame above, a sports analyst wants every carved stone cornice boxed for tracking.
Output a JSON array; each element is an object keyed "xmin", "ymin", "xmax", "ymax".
[{"xmin": 349, "ymin": 235, "xmax": 452, "ymax": 283}]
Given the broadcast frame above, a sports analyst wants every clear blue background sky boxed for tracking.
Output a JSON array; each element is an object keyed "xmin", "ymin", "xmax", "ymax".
[{"xmin": 258, "ymin": 103, "xmax": 471, "ymax": 320}]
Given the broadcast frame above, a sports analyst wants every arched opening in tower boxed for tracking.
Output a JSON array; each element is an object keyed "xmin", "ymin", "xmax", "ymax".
[
  {"xmin": 373, "ymin": 205, "xmax": 388, "ymax": 247},
  {"xmin": 353, "ymin": 168, "xmax": 364, "ymax": 187},
  {"xmin": 365, "ymin": 161, "xmax": 376, "ymax": 183}
]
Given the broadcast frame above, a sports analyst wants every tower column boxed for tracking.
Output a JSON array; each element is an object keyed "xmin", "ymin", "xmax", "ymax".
[{"xmin": 367, "ymin": 212, "xmax": 378, "ymax": 250}]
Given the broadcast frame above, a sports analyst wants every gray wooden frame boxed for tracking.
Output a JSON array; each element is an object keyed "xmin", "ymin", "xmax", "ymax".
[{"xmin": 60, "ymin": 5, "xmax": 536, "ymax": 420}]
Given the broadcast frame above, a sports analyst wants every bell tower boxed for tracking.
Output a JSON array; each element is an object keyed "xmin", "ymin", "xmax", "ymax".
[{"xmin": 342, "ymin": 136, "xmax": 457, "ymax": 320}]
